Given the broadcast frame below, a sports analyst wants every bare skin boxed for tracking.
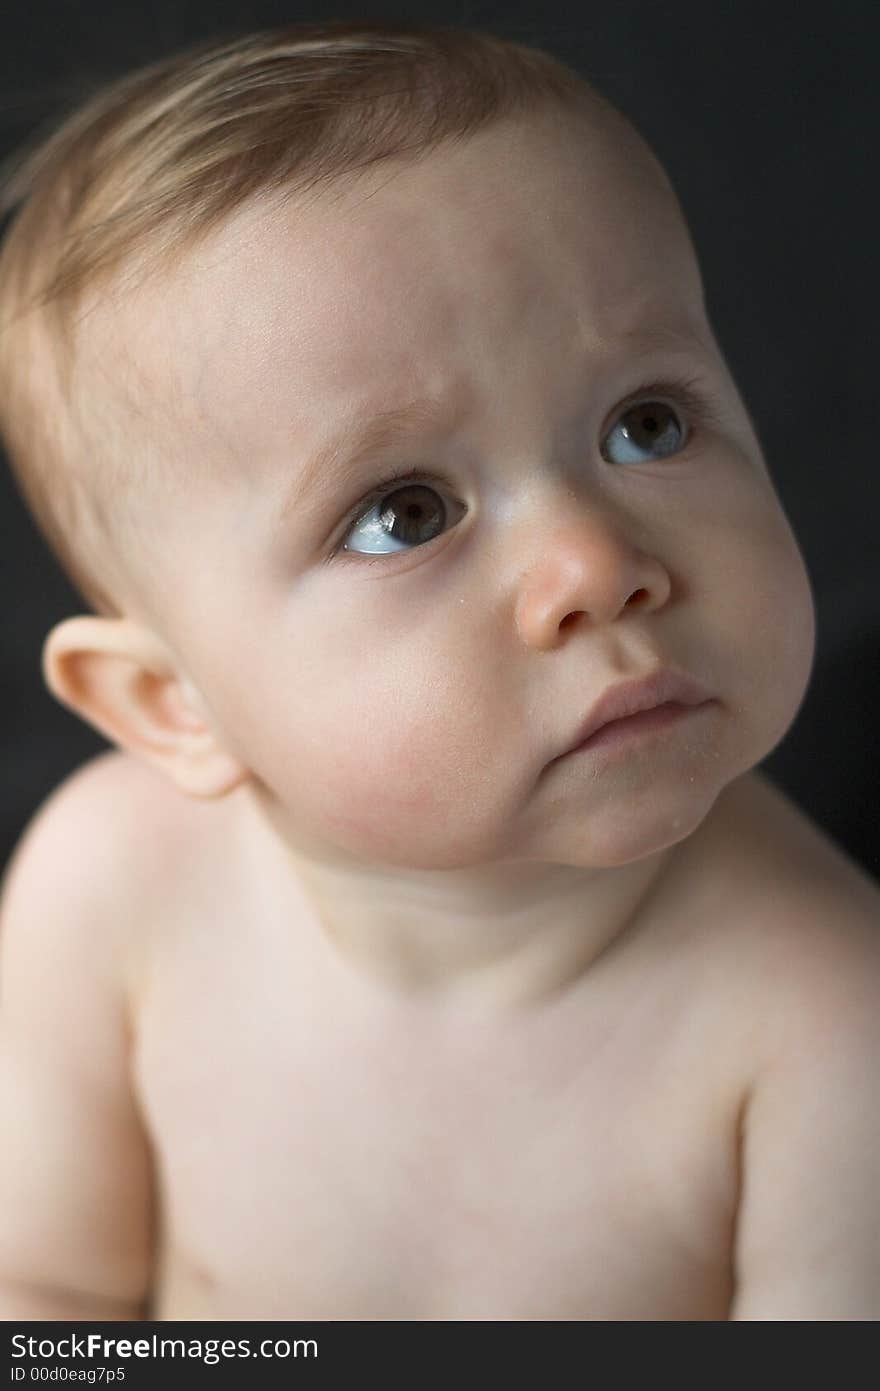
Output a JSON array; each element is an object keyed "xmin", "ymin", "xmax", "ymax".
[
  {"xmin": 4, "ymin": 106, "xmax": 879, "ymax": 1320},
  {"xmin": 2, "ymin": 747, "xmax": 878, "ymax": 1319},
  {"xmin": 142, "ymin": 767, "xmax": 742, "ymax": 1319},
  {"xmin": 58, "ymin": 751, "xmax": 880, "ymax": 1320}
]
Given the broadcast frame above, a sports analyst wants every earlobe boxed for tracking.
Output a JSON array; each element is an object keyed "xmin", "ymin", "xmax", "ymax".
[{"xmin": 41, "ymin": 615, "xmax": 250, "ymax": 800}]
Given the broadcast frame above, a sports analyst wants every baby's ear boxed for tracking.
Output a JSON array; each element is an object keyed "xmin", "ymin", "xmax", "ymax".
[{"xmin": 41, "ymin": 616, "xmax": 249, "ymax": 800}]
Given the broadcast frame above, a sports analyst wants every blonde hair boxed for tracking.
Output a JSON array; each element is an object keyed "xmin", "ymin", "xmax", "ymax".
[{"xmin": 0, "ymin": 19, "xmax": 598, "ymax": 617}]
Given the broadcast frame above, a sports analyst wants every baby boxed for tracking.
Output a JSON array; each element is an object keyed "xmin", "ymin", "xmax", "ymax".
[{"xmin": 0, "ymin": 20, "xmax": 878, "ymax": 1322}]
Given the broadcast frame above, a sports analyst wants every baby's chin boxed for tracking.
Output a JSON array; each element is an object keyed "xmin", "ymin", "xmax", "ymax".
[
  {"xmin": 511, "ymin": 788, "xmax": 721, "ymax": 873},
  {"xmin": 293, "ymin": 778, "xmax": 720, "ymax": 878}
]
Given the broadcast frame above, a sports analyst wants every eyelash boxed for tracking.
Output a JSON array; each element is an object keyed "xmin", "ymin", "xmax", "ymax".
[{"xmin": 329, "ymin": 373, "xmax": 722, "ymax": 562}]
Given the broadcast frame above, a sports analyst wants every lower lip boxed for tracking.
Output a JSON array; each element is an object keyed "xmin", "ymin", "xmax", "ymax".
[{"xmin": 568, "ymin": 701, "xmax": 711, "ymax": 755}]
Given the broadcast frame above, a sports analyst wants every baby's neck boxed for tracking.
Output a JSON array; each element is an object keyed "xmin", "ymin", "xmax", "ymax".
[{"xmin": 233, "ymin": 788, "xmax": 683, "ymax": 1018}]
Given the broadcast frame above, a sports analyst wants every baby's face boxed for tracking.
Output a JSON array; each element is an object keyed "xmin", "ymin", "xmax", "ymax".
[{"xmin": 108, "ymin": 104, "xmax": 815, "ymax": 871}]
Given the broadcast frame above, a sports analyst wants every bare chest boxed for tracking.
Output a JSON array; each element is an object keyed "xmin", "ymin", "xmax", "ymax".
[{"xmin": 132, "ymin": 905, "xmax": 740, "ymax": 1320}]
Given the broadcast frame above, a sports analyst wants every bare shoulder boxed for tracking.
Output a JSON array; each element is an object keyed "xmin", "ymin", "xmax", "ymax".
[
  {"xmin": 686, "ymin": 768, "xmax": 880, "ymax": 1060},
  {"xmin": 705, "ymin": 775, "xmax": 880, "ymax": 1319},
  {"xmin": 4, "ymin": 747, "xmax": 191, "ymax": 888},
  {"xmin": 721, "ymin": 767, "xmax": 877, "ymax": 897},
  {"xmin": 1, "ymin": 749, "xmax": 205, "ymax": 1003},
  {"xmin": 705, "ymin": 767, "xmax": 880, "ymax": 926}
]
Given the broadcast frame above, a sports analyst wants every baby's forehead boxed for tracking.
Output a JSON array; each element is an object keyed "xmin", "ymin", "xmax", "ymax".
[
  {"xmin": 88, "ymin": 111, "xmax": 702, "ymax": 469},
  {"xmin": 121, "ymin": 105, "xmax": 685, "ymax": 309}
]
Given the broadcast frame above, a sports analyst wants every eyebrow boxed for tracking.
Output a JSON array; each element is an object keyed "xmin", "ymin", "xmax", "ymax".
[
  {"xmin": 277, "ymin": 323, "xmax": 709, "ymax": 524},
  {"xmin": 279, "ymin": 395, "xmax": 454, "ymax": 523}
]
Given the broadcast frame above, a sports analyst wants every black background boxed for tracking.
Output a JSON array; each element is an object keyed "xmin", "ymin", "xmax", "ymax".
[{"xmin": 1, "ymin": 1, "xmax": 877, "ymax": 881}]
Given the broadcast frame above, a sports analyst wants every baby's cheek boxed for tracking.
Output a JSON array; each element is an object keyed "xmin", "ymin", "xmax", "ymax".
[
  {"xmin": 748, "ymin": 511, "xmax": 814, "ymax": 678},
  {"xmin": 714, "ymin": 499, "xmax": 816, "ymax": 746},
  {"xmin": 301, "ymin": 681, "xmax": 506, "ymax": 867}
]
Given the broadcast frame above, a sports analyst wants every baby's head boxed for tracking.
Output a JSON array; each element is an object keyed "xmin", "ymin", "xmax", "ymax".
[{"xmin": 0, "ymin": 19, "xmax": 815, "ymax": 874}]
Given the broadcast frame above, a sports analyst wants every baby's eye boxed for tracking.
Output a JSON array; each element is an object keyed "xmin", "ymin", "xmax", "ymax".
[
  {"xmin": 600, "ymin": 398, "xmax": 688, "ymax": 465},
  {"xmin": 338, "ymin": 389, "xmax": 698, "ymax": 560},
  {"xmin": 341, "ymin": 481, "xmax": 464, "ymax": 556}
]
